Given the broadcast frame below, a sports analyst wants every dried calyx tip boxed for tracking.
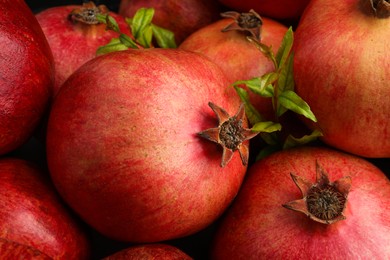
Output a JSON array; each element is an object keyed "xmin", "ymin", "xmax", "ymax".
[
  {"xmin": 198, "ymin": 102, "xmax": 259, "ymax": 167},
  {"xmin": 282, "ymin": 161, "xmax": 351, "ymax": 224},
  {"xmin": 69, "ymin": 1, "xmax": 109, "ymax": 25}
]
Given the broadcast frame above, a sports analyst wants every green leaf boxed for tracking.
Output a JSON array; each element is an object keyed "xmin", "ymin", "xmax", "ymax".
[
  {"xmin": 129, "ymin": 8, "xmax": 155, "ymax": 40},
  {"xmin": 277, "ymin": 52, "xmax": 295, "ymax": 93},
  {"xmin": 278, "ymin": 90, "xmax": 317, "ymax": 122},
  {"xmin": 234, "ymin": 86, "xmax": 264, "ymax": 125},
  {"xmin": 152, "ymin": 24, "xmax": 177, "ymax": 48},
  {"xmin": 283, "ymin": 129, "xmax": 323, "ymax": 150},
  {"xmin": 234, "ymin": 74, "xmax": 276, "ymax": 98},
  {"xmin": 96, "ymin": 38, "xmax": 129, "ymax": 55},
  {"xmin": 118, "ymin": 34, "xmax": 138, "ymax": 49},
  {"xmin": 275, "ymin": 27, "xmax": 293, "ymax": 69},
  {"xmin": 137, "ymin": 25, "xmax": 153, "ymax": 48},
  {"xmin": 96, "ymin": 14, "xmax": 121, "ymax": 33},
  {"xmin": 251, "ymin": 121, "xmax": 282, "ymax": 133}
]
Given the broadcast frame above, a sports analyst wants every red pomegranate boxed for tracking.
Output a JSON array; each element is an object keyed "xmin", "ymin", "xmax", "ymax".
[
  {"xmin": 180, "ymin": 12, "xmax": 288, "ymax": 120},
  {"xmin": 103, "ymin": 244, "xmax": 192, "ymax": 259},
  {"xmin": 46, "ymin": 48, "xmax": 248, "ymax": 243},
  {"xmin": 211, "ymin": 146, "xmax": 390, "ymax": 259},
  {"xmin": 293, "ymin": 0, "xmax": 390, "ymax": 157},
  {"xmin": 119, "ymin": 0, "xmax": 222, "ymax": 44},
  {"xmin": 0, "ymin": 158, "xmax": 90, "ymax": 259},
  {"xmin": 36, "ymin": 2, "xmax": 131, "ymax": 96},
  {"xmin": 0, "ymin": 0, "xmax": 54, "ymax": 155}
]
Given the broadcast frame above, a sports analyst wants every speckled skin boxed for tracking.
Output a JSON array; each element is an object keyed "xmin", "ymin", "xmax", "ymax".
[
  {"xmin": 212, "ymin": 146, "xmax": 390, "ymax": 259},
  {"xmin": 36, "ymin": 4, "xmax": 131, "ymax": 96},
  {"xmin": 0, "ymin": 0, "xmax": 54, "ymax": 155},
  {"xmin": 293, "ymin": 0, "xmax": 390, "ymax": 157},
  {"xmin": 46, "ymin": 48, "xmax": 246, "ymax": 242},
  {"xmin": 0, "ymin": 158, "xmax": 90, "ymax": 259}
]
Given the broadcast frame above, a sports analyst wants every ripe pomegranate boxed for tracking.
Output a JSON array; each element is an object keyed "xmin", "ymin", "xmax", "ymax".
[
  {"xmin": 0, "ymin": 158, "xmax": 90, "ymax": 259},
  {"xmin": 293, "ymin": 0, "xmax": 390, "ymax": 158},
  {"xmin": 103, "ymin": 244, "xmax": 192, "ymax": 259},
  {"xmin": 211, "ymin": 146, "xmax": 390, "ymax": 259},
  {"xmin": 180, "ymin": 12, "xmax": 288, "ymax": 120},
  {"xmin": 0, "ymin": 0, "xmax": 53, "ymax": 155},
  {"xmin": 36, "ymin": 2, "xmax": 131, "ymax": 96},
  {"xmin": 217, "ymin": 0, "xmax": 311, "ymax": 21},
  {"xmin": 46, "ymin": 48, "xmax": 247, "ymax": 243},
  {"xmin": 119, "ymin": 0, "xmax": 222, "ymax": 44}
]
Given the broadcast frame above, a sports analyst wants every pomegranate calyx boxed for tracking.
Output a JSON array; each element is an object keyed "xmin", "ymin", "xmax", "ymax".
[
  {"xmin": 360, "ymin": 0, "xmax": 390, "ymax": 18},
  {"xmin": 69, "ymin": 1, "xmax": 109, "ymax": 25},
  {"xmin": 221, "ymin": 9, "xmax": 263, "ymax": 41},
  {"xmin": 282, "ymin": 161, "xmax": 351, "ymax": 224},
  {"xmin": 198, "ymin": 102, "xmax": 259, "ymax": 167}
]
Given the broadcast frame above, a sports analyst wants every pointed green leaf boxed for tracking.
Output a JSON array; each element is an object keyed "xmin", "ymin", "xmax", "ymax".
[
  {"xmin": 96, "ymin": 38, "xmax": 129, "ymax": 55},
  {"xmin": 129, "ymin": 8, "xmax": 155, "ymax": 40},
  {"xmin": 277, "ymin": 52, "xmax": 295, "ymax": 93},
  {"xmin": 234, "ymin": 74, "xmax": 276, "ymax": 98},
  {"xmin": 119, "ymin": 34, "xmax": 138, "ymax": 49},
  {"xmin": 137, "ymin": 25, "xmax": 153, "ymax": 48},
  {"xmin": 275, "ymin": 27, "xmax": 293, "ymax": 69},
  {"xmin": 152, "ymin": 24, "xmax": 177, "ymax": 48},
  {"xmin": 283, "ymin": 129, "xmax": 323, "ymax": 150},
  {"xmin": 234, "ymin": 86, "xmax": 264, "ymax": 125},
  {"xmin": 95, "ymin": 14, "xmax": 121, "ymax": 33},
  {"xmin": 278, "ymin": 90, "xmax": 317, "ymax": 122},
  {"xmin": 251, "ymin": 121, "xmax": 282, "ymax": 133}
]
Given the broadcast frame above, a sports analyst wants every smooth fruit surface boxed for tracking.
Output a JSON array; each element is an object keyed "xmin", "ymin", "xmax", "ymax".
[
  {"xmin": 0, "ymin": 158, "xmax": 90, "ymax": 259},
  {"xmin": 212, "ymin": 146, "xmax": 390, "ymax": 259},
  {"xmin": 293, "ymin": 0, "xmax": 390, "ymax": 157},
  {"xmin": 46, "ymin": 48, "xmax": 246, "ymax": 242},
  {"xmin": 0, "ymin": 0, "xmax": 53, "ymax": 155}
]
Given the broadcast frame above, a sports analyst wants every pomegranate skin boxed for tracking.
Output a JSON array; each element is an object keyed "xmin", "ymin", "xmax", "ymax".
[
  {"xmin": 46, "ymin": 48, "xmax": 246, "ymax": 243},
  {"xmin": 0, "ymin": 158, "xmax": 90, "ymax": 259},
  {"xmin": 103, "ymin": 244, "xmax": 192, "ymax": 260},
  {"xmin": 293, "ymin": 0, "xmax": 390, "ymax": 157},
  {"xmin": 218, "ymin": 0, "xmax": 311, "ymax": 21},
  {"xmin": 211, "ymin": 146, "xmax": 390, "ymax": 259},
  {"xmin": 180, "ymin": 17, "xmax": 288, "ymax": 120},
  {"xmin": 0, "ymin": 0, "xmax": 54, "ymax": 155},
  {"xmin": 36, "ymin": 4, "xmax": 131, "ymax": 96},
  {"xmin": 119, "ymin": 0, "xmax": 221, "ymax": 44}
]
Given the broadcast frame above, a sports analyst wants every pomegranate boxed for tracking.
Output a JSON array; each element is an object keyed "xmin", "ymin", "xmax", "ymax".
[
  {"xmin": 46, "ymin": 48, "xmax": 247, "ymax": 242},
  {"xmin": 217, "ymin": 0, "xmax": 311, "ymax": 21},
  {"xmin": 36, "ymin": 2, "xmax": 131, "ymax": 96},
  {"xmin": 0, "ymin": 158, "xmax": 90, "ymax": 259},
  {"xmin": 119, "ymin": 0, "xmax": 222, "ymax": 44},
  {"xmin": 211, "ymin": 146, "xmax": 390, "ymax": 259},
  {"xmin": 0, "ymin": 0, "xmax": 53, "ymax": 155},
  {"xmin": 180, "ymin": 11, "xmax": 288, "ymax": 120},
  {"xmin": 103, "ymin": 244, "xmax": 192, "ymax": 259},
  {"xmin": 293, "ymin": 0, "xmax": 390, "ymax": 157}
]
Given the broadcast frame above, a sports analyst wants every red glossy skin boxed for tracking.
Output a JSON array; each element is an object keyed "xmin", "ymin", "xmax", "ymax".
[
  {"xmin": 0, "ymin": 0, "xmax": 53, "ymax": 155},
  {"xmin": 180, "ymin": 17, "xmax": 288, "ymax": 120},
  {"xmin": 104, "ymin": 244, "xmax": 192, "ymax": 259},
  {"xmin": 218, "ymin": 0, "xmax": 311, "ymax": 21},
  {"xmin": 293, "ymin": 0, "xmax": 390, "ymax": 157},
  {"xmin": 36, "ymin": 5, "xmax": 131, "ymax": 96},
  {"xmin": 46, "ymin": 48, "xmax": 246, "ymax": 242},
  {"xmin": 119, "ymin": 0, "xmax": 221, "ymax": 44},
  {"xmin": 0, "ymin": 158, "xmax": 90, "ymax": 259},
  {"xmin": 212, "ymin": 146, "xmax": 390, "ymax": 259}
]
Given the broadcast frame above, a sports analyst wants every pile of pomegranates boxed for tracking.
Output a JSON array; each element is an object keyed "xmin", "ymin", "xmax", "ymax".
[{"xmin": 1, "ymin": 0, "xmax": 389, "ymax": 259}]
